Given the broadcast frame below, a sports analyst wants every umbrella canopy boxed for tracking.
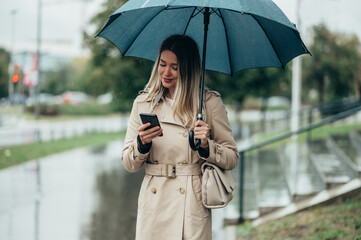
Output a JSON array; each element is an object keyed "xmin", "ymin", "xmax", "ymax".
[{"xmin": 97, "ymin": 0, "xmax": 310, "ymax": 75}]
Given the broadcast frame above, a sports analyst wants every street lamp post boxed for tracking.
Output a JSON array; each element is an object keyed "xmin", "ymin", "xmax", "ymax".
[
  {"xmin": 8, "ymin": 9, "xmax": 17, "ymax": 104},
  {"xmin": 291, "ymin": 0, "xmax": 302, "ymax": 135},
  {"xmin": 289, "ymin": 0, "xmax": 303, "ymax": 195},
  {"xmin": 35, "ymin": 0, "xmax": 42, "ymax": 119}
]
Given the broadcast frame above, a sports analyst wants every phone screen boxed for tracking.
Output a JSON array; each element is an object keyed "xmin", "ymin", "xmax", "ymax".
[{"xmin": 139, "ymin": 113, "xmax": 163, "ymax": 136}]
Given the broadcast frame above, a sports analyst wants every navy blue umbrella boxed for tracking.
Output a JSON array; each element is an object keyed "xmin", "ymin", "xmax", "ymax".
[{"xmin": 97, "ymin": 0, "xmax": 310, "ymax": 150}]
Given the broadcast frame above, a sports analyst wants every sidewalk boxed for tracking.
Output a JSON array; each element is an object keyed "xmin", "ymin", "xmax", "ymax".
[{"xmin": 0, "ymin": 140, "xmax": 143, "ymax": 240}]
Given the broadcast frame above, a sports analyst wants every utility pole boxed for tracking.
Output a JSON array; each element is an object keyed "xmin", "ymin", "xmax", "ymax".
[
  {"xmin": 8, "ymin": 9, "xmax": 17, "ymax": 104},
  {"xmin": 291, "ymin": 0, "xmax": 302, "ymax": 135},
  {"xmin": 35, "ymin": 0, "xmax": 42, "ymax": 119},
  {"xmin": 289, "ymin": 0, "xmax": 302, "ymax": 196}
]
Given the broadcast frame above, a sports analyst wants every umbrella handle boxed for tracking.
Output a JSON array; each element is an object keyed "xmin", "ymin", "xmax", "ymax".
[
  {"xmin": 189, "ymin": 130, "xmax": 201, "ymax": 151},
  {"xmin": 189, "ymin": 114, "xmax": 203, "ymax": 151}
]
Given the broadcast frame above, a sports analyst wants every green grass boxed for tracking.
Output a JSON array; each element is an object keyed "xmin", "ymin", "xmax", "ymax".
[
  {"xmin": 0, "ymin": 131, "xmax": 125, "ymax": 170},
  {"xmin": 237, "ymin": 191, "xmax": 361, "ymax": 240},
  {"xmin": 251, "ymin": 123, "xmax": 361, "ymax": 151},
  {"xmin": 304, "ymin": 122, "xmax": 361, "ymax": 140}
]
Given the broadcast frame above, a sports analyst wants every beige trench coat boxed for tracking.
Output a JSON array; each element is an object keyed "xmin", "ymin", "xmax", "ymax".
[{"xmin": 121, "ymin": 90, "xmax": 239, "ymax": 240}]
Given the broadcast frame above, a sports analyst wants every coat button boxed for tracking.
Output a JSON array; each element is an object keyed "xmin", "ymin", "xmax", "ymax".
[
  {"xmin": 179, "ymin": 188, "xmax": 185, "ymax": 194},
  {"xmin": 183, "ymin": 131, "xmax": 188, "ymax": 137},
  {"xmin": 151, "ymin": 188, "xmax": 157, "ymax": 194}
]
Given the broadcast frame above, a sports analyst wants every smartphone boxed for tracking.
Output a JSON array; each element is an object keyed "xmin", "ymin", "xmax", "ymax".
[{"xmin": 139, "ymin": 113, "xmax": 163, "ymax": 136}]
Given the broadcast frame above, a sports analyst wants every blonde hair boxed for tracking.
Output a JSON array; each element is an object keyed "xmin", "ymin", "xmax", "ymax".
[{"xmin": 143, "ymin": 35, "xmax": 201, "ymax": 127}]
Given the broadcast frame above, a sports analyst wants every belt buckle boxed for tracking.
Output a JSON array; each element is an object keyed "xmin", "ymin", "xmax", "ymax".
[{"xmin": 166, "ymin": 164, "xmax": 176, "ymax": 178}]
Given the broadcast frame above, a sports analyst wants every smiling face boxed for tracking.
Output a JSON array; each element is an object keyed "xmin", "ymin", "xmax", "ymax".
[{"xmin": 158, "ymin": 50, "xmax": 178, "ymax": 98}]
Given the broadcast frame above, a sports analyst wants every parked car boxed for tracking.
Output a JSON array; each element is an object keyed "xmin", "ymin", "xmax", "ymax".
[{"xmin": 63, "ymin": 91, "xmax": 90, "ymax": 105}]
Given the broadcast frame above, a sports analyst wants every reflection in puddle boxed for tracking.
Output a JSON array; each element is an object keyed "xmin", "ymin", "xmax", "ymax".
[
  {"xmin": 90, "ymin": 145, "xmax": 108, "ymax": 154},
  {"xmin": 82, "ymin": 165, "xmax": 144, "ymax": 240}
]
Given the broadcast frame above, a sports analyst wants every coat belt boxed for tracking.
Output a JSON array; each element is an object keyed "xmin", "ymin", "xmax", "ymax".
[{"xmin": 145, "ymin": 163, "xmax": 202, "ymax": 178}]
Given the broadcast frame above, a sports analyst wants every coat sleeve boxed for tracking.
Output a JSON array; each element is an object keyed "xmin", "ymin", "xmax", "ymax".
[
  {"xmin": 121, "ymin": 98, "xmax": 150, "ymax": 173},
  {"xmin": 198, "ymin": 95, "xmax": 239, "ymax": 170}
]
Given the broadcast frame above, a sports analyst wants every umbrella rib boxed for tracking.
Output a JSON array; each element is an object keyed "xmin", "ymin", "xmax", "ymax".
[
  {"xmin": 218, "ymin": 9, "xmax": 233, "ymax": 75},
  {"xmin": 182, "ymin": 7, "xmax": 198, "ymax": 35},
  {"xmin": 122, "ymin": 7, "xmax": 166, "ymax": 57},
  {"xmin": 191, "ymin": 7, "xmax": 204, "ymax": 19},
  {"xmin": 211, "ymin": 8, "xmax": 221, "ymax": 18},
  {"xmin": 251, "ymin": 15, "xmax": 285, "ymax": 69}
]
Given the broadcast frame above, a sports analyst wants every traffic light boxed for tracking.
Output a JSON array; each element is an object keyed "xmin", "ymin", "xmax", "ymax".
[
  {"xmin": 12, "ymin": 73, "xmax": 20, "ymax": 85},
  {"xmin": 12, "ymin": 64, "xmax": 21, "ymax": 88}
]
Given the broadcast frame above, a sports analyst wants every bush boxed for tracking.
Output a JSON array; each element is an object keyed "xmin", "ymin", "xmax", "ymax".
[
  {"xmin": 25, "ymin": 102, "xmax": 118, "ymax": 117},
  {"xmin": 25, "ymin": 104, "xmax": 60, "ymax": 116},
  {"xmin": 59, "ymin": 102, "xmax": 116, "ymax": 116}
]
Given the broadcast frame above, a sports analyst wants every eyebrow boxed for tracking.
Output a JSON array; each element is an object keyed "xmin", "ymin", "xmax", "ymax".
[{"xmin": 160, "ymin": 59, "xmax": 178, "ymax": 66}]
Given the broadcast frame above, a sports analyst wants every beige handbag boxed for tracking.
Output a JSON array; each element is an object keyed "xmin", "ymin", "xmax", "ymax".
[{"xmin": 201, "ymin": 162, "xmax": 236, "ymax": 209}]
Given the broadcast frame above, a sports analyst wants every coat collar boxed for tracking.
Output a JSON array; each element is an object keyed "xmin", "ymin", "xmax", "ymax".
[{"xmin": 152, "ymin": 98, "xmax": 186, "ymax": 128}]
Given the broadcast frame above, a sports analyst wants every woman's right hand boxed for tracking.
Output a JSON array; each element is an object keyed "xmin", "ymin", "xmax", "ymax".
[{"xmin": 138, "ymin": 122, "xmax": 163, "ymax": 145}]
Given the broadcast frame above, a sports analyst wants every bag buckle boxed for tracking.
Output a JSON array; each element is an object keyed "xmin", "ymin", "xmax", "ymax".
[{"xmin": 166, "ymin": 164, "xmax": 176, "ymax": 178}]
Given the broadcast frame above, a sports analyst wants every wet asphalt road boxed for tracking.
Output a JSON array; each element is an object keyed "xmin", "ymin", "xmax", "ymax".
[{"xmin": 0, "ymin": 141, "xmax": 144, "ymax": 240}]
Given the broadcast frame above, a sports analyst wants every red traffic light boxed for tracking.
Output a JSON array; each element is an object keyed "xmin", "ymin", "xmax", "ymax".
[{"xmin": 12, "ymin": 73, "xmax": 20, "ymax": 84}]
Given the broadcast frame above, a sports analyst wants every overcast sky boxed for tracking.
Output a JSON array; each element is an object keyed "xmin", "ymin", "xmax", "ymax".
[
  {"xmin": 0, "ymin": 0, "xmax": 105, "ymax": 57},
  {"xmin": 0, "ymin": 0, "xmax": 360, "ymax": 58}
]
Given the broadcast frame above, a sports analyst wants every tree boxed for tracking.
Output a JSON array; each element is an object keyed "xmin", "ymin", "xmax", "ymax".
[
  {"xmin": 303, "ymin": 24, "xmax": 361, "ymax": 104},
  {"xmin": 0, "ymin": 48, "xmax": 10, "ymax": 99},
  {"xmin": 206, "ymin": 66, "xmax": 291, "ymax": 108},
  {"xmin": 42, "ymin": 62, "xmax": 76, "ymax": 95},
  {"xmin": 83, "ymin": 0, "xmax": 153, "ymax": 112},
  {"xmin": 41, "ymin": 57, "xmax": 99, "ymax": 97}
]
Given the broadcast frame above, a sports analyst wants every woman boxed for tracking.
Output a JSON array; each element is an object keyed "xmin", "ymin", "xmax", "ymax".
[{"xmin": 121, "ymin": 35, "xmax": 239, "ymax": 240}]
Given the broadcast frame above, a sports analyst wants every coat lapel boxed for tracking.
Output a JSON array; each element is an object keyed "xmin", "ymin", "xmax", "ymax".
[{"xmin": 152, "ymin": 100, "xmax": 186, "ymax": 128}]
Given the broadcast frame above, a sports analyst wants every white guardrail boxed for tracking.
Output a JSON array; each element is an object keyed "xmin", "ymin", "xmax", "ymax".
[{"xmin": 0, "ymin": 116, "xmax": 129, "ymax": 148}]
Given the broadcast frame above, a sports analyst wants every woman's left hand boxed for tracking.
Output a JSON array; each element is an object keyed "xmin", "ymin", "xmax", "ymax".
[{"xmin": 194, "ymin": 120, "xmax": 209, "ymax": 149}]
